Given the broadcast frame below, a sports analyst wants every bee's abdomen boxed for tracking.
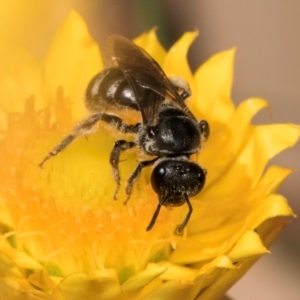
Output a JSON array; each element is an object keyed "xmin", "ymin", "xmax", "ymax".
[{"xmin": 85, "ymin": 67, "xmax": 139, "ymax": 112}]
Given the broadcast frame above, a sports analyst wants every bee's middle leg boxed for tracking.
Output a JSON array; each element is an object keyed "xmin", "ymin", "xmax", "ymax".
[{"xmin": 110, "ymin": 140, "xmax": 137, "ymax": 200}]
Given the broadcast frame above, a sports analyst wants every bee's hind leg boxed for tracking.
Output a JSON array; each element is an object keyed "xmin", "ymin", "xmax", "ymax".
[{"xmin": 39, "ymin": 113, "xmax": 103, "ymax": 168}]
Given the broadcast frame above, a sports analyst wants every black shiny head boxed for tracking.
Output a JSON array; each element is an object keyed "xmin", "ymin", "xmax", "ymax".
[
  {"xmin": 147, "ymin": 159, "xmax": 206, "ymax": 232},
  {"xmin": 151, "ymin": 159, "xmax": 206, "ymax": 205}
]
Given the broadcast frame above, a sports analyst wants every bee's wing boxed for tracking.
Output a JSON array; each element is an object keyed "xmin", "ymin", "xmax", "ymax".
[{"xmin": 109, "ymin": 35, "xmax": 187, "ymax": 126}]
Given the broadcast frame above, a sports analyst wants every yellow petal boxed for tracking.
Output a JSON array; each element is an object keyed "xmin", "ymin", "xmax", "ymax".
[
  {"xmin": 134, "ymin": 29, "xmax": 166, "ymax": 66},
  {"xmin": 227, "ymin": 98, "xmax": 269, "ymax": 150},
  {"xmin": 163, "ymin": 31, "xmax": 197, "ymax": 97},
  {"xmin": 197, "ymin": 257, "xmax": 254, "ymax": 300},
  {"xmin": 189, "ymin": 256, "xmax": 236, "ymax": 299},
  {"xmin": 257, "ymin": 165, "xmax": 293, "ymax": 195},
  {"xmin": 203, "ymin": 123, "xmax": 300, "ymax": 199},
  {"xmin": 143, "ymin": 280, "xmax": 194, "ymax": 300},
  {"xmin": 45, "ymin": 10, "xmax": 102, "ymax": 120},
  {"xmin": 208, "ymin": 255, "xmax": 236, "ymax": 269},
  {"xmin": 121, "ymin": 265, "xmax": 166, "ymax": 298},
  {"xmin": 52, "ymin": 273, "xmax": 124, "ymax": 300},
  {"xmin": 28, "ymin": 271, "xmax": 57, "ymax": 291},
  {"xmin": 256, "ymin": 217, "xmax": 288, "ymax": 247},
  {"xmin": 201, "ymin": 97, "xmax": 269, "ymax": 189},
  {"xmin": 255, "ymin": 123, "xmax": 300, "ymax": 160},
  {"xmin": 249, "ymin": 194, "xmax": 295, "ymax": 230},
  {"xmin": 170, "ymin": 230, "xmax": 235, "ymax": 264},
  {"xmin": 198, "ymin": 218, "xmax": 287, "ymax": 300},
  {"xmin": 0, "ymin": 252, "xmax": 52, "ymax": 300},
  {"xmin": 228, "ymin": 230, "xmax": 269, "ymax": 262},
  {"xmin": 0, "ymin": 42, "xmax": 44, "ymax": 116},
  {"xmin": 194, "ymin": 48, "xmax": 235, "ymax": 124},
  {"xmin": 0, "ymin": 251, "xmax": 23, "ymax": 278},
  {"xmin": 0, "ymin": 247, "xmax": 42, "ymax": 270},
  {"xmin": 237, "ymin": 123, "xmax": 300, "ymax": 185},
  {"xmin": 144, "ymin": 256, "xmax": 233, "ymax": 300},
  {"xmin": 0, "ymin": 0, "xmax": 70, "ymax": 58},
  {"xmin": 148, "ymin": 262, "xmax": 198, "ymax": 282},
  {"xmin": 170, "ymin": 189, "xmax": 293, "ymax": 265}
]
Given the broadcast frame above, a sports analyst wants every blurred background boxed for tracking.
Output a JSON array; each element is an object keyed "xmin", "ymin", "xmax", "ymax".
[{"xmin": 71, "ymin": 0, "xmax": 300, "ymax": 298}]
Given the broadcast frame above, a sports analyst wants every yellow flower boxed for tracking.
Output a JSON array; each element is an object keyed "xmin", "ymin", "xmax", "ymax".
[{"xmin": 0, "ymin": 5, "xmax": 299, "ymax": 300}]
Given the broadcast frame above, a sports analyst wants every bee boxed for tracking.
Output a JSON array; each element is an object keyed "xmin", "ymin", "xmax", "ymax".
[{"xmin": 39, "ymin": 35, "xmax": 209, "ymax": 234}]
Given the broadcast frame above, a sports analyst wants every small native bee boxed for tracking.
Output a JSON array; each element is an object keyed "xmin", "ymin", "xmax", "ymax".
[{"xmin": 40, "ymin": 35, "xmax": 209, "ymax": 234}]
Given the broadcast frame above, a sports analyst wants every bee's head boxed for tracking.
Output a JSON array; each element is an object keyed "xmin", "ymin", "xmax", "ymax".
[{"xmin": 151, "ymin": 159, "xmax": 206, "ymax": 206}]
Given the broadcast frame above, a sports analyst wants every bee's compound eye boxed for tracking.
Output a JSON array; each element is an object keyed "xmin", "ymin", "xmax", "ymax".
[
  {"xmin": 151, "ymin": 165, "xmax": 166, "ymax": 193},
  {"xmin": 199, "ymin": 120, "xmax": 210, "ymax": 141}
]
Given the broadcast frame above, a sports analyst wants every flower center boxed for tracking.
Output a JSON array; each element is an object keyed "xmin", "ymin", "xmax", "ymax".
[{"xmin": 0, "ymin": 89, "xmax": 178, "ymax": 280}]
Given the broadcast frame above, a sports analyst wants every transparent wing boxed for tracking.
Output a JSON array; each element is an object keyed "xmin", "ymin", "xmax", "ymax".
[{"xmin": 108, "ymin": 35, "xmax": 187, "ymax": 125}]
